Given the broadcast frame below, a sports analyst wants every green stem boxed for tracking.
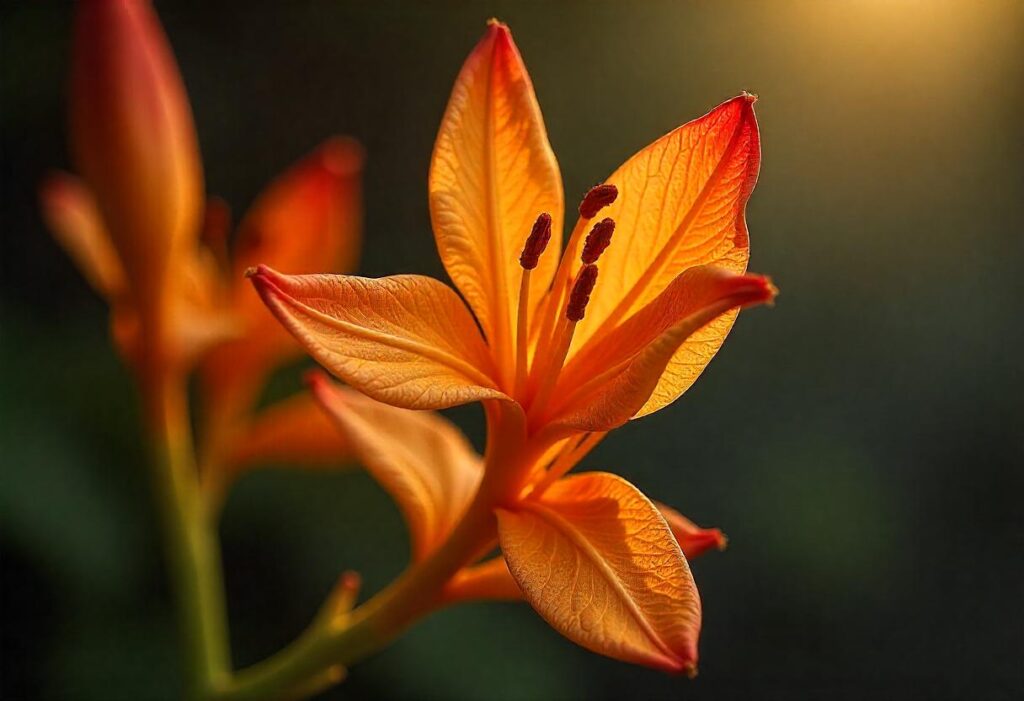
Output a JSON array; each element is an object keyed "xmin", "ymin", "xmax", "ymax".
[
  {"xmin": 217, "ymin": 403, "xmax": 533, "ymax": 701},
  {"xmin": 218, "ymin": 490, "xmax": 496, "ymax": 700},
  {"xmin": 148, "ymin": 370, "xmax": 232, "ymax": 699}
]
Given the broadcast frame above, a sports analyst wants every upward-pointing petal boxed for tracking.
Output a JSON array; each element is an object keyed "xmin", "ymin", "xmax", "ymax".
[
  {"xmin": 429, "ymin": 21, "xmax": 564, "ymax": 384},
  {"xmin": 39, "ymin": 172, "xmax": 126, "ymax": 300},
  {"xmin": 249, "ymin": 266, "xmax": 507, "ymax": 410},
  {"xmin": 200, "ymin": 139, "xmax": 364, "ymax": 426},
  {"xmin": 565, "ymin": 95, "xmax": 761, "ymax": 352}
]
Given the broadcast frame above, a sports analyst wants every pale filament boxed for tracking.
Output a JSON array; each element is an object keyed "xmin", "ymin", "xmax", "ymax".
[{"xmin": 514, "ymin": 186, "xmax": 618, "ymax": 426}]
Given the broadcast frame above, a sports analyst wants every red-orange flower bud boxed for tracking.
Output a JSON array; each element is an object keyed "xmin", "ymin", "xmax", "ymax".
[{"xmin": 70, "ymin": 0, "xmax": 203, "ymax": 320}]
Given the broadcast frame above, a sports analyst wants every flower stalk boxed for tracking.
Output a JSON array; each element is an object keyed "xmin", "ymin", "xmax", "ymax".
[
  {"xmin": 216, "ymin": 406, "xmax": 536, "ymax": 700},
  {"xmin": 145, "ymin": 368, "xmax": 231, "ymax": 699}
]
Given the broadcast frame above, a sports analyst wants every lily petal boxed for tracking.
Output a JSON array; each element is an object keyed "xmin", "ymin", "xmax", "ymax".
[
  {"xmin": 310, "ymin": 373, "xmax": 482, "ymax": 561},
  {"xmin": 39, "ymin": 172, "xmax": 126, "ymax": 300},
  {"xmin": 232, "ymin": 137, "xmax": 363, "ymax": 302},
  {"xmin": 200, "ymin": 139, "xmax": 364, "ymax": 426},
  {"xmin": 250, "ymin": 266, "xmax": 506, "ymax": 410},
  {"xmin": 227, "ymin": 392, "xmax": 355, "ymax": 469},
  {"xmin": 497, "ymin": 472, "xmax": 701, "ymax": 674},
  {"xmin": 566, "ymin": 95, "xmax": 760, "ymax": 352},
  {"xmin": 445, "ymin": 501, "xmax": 724, "ymax": 605},
  {"xmin": 548, "ymin": 266, "xmax": 775, "ymax": 431},
  {"xmin": 655, "ymin": 502, "xmax": 728, "ymax": 560},
  {"xmin": 444, "ymin": 557, "xmax": 523, "ymax": 603},
  {"xmin": 429, "ymin": 21, "xmax": 564, "ymax": 383}
]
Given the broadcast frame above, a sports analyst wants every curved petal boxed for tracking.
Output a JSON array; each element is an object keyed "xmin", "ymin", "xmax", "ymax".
[
  {"xmin": 497, "ymin": 472, "xmax": 701, "ymax": 674},
  {"xmin": 310, "ymin": 374, "xmax": 482, "ymax": 561},
  {"xmin": 429, "ymin": 21, "xmax": 564, "ymax": 383},
  {"xmin": 655, "ymin": 502, "xmax": 728, "ymax": 560},
  {"xmin": 227, "ymin": 392, "xmax": 355, "ymax": 469},
  {"xmin": 232, "ymin": 137, "xmax": 363, "ymax": 297},
  {"xmin": 561, "ymin": 94, "xmax": 760, "ymax": 352},
  {"xmin": 444, "ymin": 557, "xmax": 523, "ymax": 603},
  {"xmin": 249, "ymin": 266, "xmax": 507, "ymax": 410},
  {"xmin": 445, "ymin": 501, "xmax": 724, "ymax": 605},
  {"xmin": 39, "ymin": 172, "xmax": 126, "ymax": 300},
  {"xmin": 546, "ymin": 267, "xmax": 776, "ymax": 432}
]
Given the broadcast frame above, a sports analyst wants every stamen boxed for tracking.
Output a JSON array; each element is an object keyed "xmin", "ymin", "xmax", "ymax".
[
  {"xmin": 529, "ymin": 315, "xmax": 575, "ymax": 422},
  {"xmin": 578, "ymin": 184, "xmax": 618, "ymax": 219},
  {"xmin": 566, "ymin": 263, "xmax": 599, "ymax": 321},
  {"xmin": 528, "ymin": 196, "xmax": 614, "ymax": 364},
  {"xmin": 580, "ymin": 218, "xmax": 615, "ymax": 264},
  {"xmin": 519, "ymin": 213, "xmax": 552, "ymax": 270},
  {"xmin": 530, "ymin": 264, "xmax": 599, "ymax": 423},
  {"xmin": 515, "ymin": 213, "xmax": 552, "ymax": 397}
]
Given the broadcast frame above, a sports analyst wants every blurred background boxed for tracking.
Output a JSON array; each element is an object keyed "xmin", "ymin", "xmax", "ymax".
[{"xmin": 2, "ymin": 1, "xmax": 1022, "ymax": 699}]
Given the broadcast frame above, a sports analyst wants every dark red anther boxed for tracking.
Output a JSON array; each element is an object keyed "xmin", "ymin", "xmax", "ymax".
[
  {"xmin": 519, "ymin": 213, "xmax": 552, "ymax": 270},
  {"xmin": 578, "ymin": 184, "xmax": 618, "ymax": 219},
  {"xmin": 566, "ymin": 264, "xmax": 599, "ymax": 322},
  {"xmin": 581, "ymin": 218, "xmax": 615, "ymax": 264}
]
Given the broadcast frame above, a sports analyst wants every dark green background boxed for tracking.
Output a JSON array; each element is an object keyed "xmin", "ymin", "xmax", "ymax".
[{"xmin": 2, "ymin": 1, "xmax": 1022, "ymax": 699}]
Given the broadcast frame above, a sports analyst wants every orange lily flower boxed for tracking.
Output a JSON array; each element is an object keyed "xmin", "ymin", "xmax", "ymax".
[
  {"xmin": 250, "ymin": 20, "xmax": 774, "ymax": 674},
  {"xmin": 39, "ymin": 0, "xmax": 363, "ymax": 478}
]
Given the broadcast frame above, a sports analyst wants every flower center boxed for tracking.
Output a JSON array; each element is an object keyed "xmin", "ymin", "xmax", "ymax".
[{"xmin": 513, "ymin": 184, "xmax": 618, "ymax": 424}]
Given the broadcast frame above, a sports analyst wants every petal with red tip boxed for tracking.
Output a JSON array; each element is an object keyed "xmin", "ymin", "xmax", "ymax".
[
  {"xmin": 250, "ymin": 267, "xmax": 507, "ymax": 410},
  {"xmin": 655, "ymin": 502, "xmax": 728, "ymax": 560},
  {"xmin": 560, "ymin": 95, "xmax": 761, "ymax": 356},
  {"xmin": 497, "ymin": 472, "xmax": 701, "ymax": 674},
  {"xmin": 548, "ymin": 266, "xmax": 776, "ymax": 432},
  {"xmin": 200, "ymin": 139, "xmax": 364, "ymax": 424}
]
